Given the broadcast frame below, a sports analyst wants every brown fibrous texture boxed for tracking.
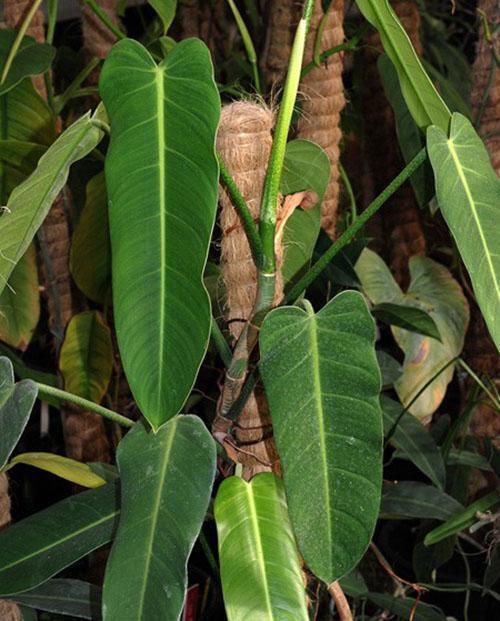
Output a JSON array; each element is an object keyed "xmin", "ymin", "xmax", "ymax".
[
  {"xmin": 361, "ymin": 1, "xmax": 425, "ymax": 287},
  {"xmin": 217, "ymin": 102, "xmax": 281, "ymax": 477},
  {"xmin": 0, "ymin": 474, "xmax": 21, "ymax": 621},
  {"xmin": 467, "ymin": 0, "xmax": 500, "ymax": 444},
  {"xmin": 180, "ymin": 0, "xmax": 226, "ymax": 59},
  {"xmin": 297, "ymin": 0, "xmax": 345, "ymax": 239},
  {"xmin": 81, "ymin": 0, "xmax": 120, "ymax": 62},
  {"xmin": 62, "ymin": 404, "xmax": 111, "ymax": 463}
]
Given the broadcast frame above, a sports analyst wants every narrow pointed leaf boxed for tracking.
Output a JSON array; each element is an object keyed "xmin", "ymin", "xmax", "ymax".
[
  {"xmin": 372, "ymin": 303, "xmax": 441, "ymax": 341},
  {"xmin": 102, "ymin": 416, "xmax": 216, "ymax": 621},
  {"xmin": 382, "ymin": 396, "xmax": 445, "ymax": 490},
  {"xmin": 100, "ymin": 39, "xmax": 220, "ymax": 429},
  {"xmin": 0, "ymin": 244, "xmax": 39, "ymax": 350},
  {"xmin": 0, "ymin": 356, "xmax": 37, "ymax": 469},
  {"xmin": 355, "ymin": 0, "xmax": 450, "ymax": 131},
  {"xmin": 427, "ymin": 113, "xmax": 500, "ymax": 351},
  {"xmin": 215, "ymin": 473, "xmax": 308, "ymax": 621},
  {"xmin": 11, "ymin": 579, "xmax": 100, "ymax": 620},
  {"xmin": 59, "ymin": 311, "xmax": 113, "ymax": 403},
  {"xmin": 260, "ymin": 292, "xmax": 383, "ymax": 583},
  {"xmin": 381, "ymin": 481, "xmax": 463, "ymax": 520},
  {"xmin": 0, "ymin": 107, "xmax": 104, "ymax": 297},
  {"xmin": 0, "ymin": 482, "xmax": 119, "ymax": 596},
  {"xmin": 5, "ymin": 452, "xmax": 106, "ymax": 488},
  {"xmin": 148, "ymin": 0, "xmax": 177, "ymax": 34}
]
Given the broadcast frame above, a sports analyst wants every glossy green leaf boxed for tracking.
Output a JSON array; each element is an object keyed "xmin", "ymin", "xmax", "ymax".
[
  {"xmin": 356, "ymin": 249, "xmax": 469, "ymax": 421},
  {"xmin": 0, "ymin": 30, "xmax": 55, "ymax": 96},
  {"xmin": 215, "ymin": 473, "xmax": 308, "ymax": 621},
  {"xmin": 378, "ymin": 55, "xmax": 434, "ymax": 208},
  {"xmin": 280, "ymin": 139, "xmax": 330, "ymax": 288},
  {"xmin": 381, "ymin": 481, "xmax": 463, "ymax": 520},
  {"xmin": 0, "ymin": 482, "xmax": 119, "ymax": 596},
  {"xmin": 355, "ymin": 0, "xmax": 450, "ymax": 131},
  {"xmin": 446, "ymin": 448, "xmax": 493, "ymax": 471},
  {"xmin": 424, "ymin": 490, "xmax": 500, "ymax": 547},
  {"xmin": 59, "ymin": 311, "xmax": 113, "ymax": 403},
  {"xmin": 0, "ymin": 107, "xmax": 104, "ymax": 297},
  {"xmin": 11, "ymin": 579, "xmax": 100, "ymax": 620},
  {"xmin": 70, "ymin": 173, "xmax": 111, "ymax": 304},
  {"xmin": 376, "ymin": 351, "xmax": 402, "ymax": 388},
  {"xmin": 0, "ymin": 356, "xmax": 37, "ymax": 469},
  {"xmin": 382, "ymin": 396, "xmax": 445, "ymax": 490},
  {"xmin": 102, "ymin": 416, "xmax": 216, "ymax": 621},
  {"xmin": 0, "ymin": 244, "xmax": 39, "ymax": 350},
  {"xmin": 4, "ymin": 452, "xmax": 106, "ymax": 488},
  {"xmin": 148, "ymin": 0, "xmax": 177, "ymax": 34},
  {"xmin": 260, "ymin": 292, "xmax": 383, "ymax": 583},
  {"xmin": 427, "ymin": 113, "xmax": 500, "ymax": 351},
  {"xmin": 372, "ymin": 303, "xmax": 441, "ymax": 341},
  {"xmin": 0, "ymin": 140, "xmax": 46, "ymax": 177},
  {"xmin": 100, "ymin": 38, "xmax": 220, "ymax": 429}
]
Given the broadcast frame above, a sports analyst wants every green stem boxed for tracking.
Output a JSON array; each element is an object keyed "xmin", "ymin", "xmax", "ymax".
[
  {"xmin": 284, "ymin": 147, "xmax": 427, "ymax": 304},
  {"xmin": 55, "ymin": 57, "xmax": 101, "ymax": 114},
  {"xmin": 313, "ymin": 7, "xmax": 329, "ymax": 66},
  {"xmin": 339, "ymin": 160, "xmax": 357, "ymax": 222},
  {"xmin": 83, "ymin": 0, "xmax": 126, "ymax": 40},
  {"xmin": 0, "ymin": 0, "xmax": 45, "ymax": 85},
  {"xmin": 300, "ymin": 29, "xmax": 366, "ymax": 79},
  {"xmin": 210, "ymin": 320, "xmax": 232, "ymax": 368},
  {"xmin": 46, "ymin": 0, "xmax": 59, "ymax": 45},
  {"xmin": 218, "ymin": 154, "xmax": 264, "ymax": 269},
  {"xmin": 226, "ymin": 0, "xmax": 261, "ymax": 93},
  {"xmin": 259, "ymin": 0, "xmax": 314, "ymax": 274},
  {"xmin": 458, "ymin": 358, "xmax": 500, "ymax": 411},
  {"xmin": 37, "ymin": 383, "xmax": 135, "ymax": 428}
]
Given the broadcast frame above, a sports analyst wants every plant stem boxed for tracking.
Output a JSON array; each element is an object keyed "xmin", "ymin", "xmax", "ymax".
[
  {"xmin": 218, "ymin": 154, "xmax": 264, "ymax": 269},
  {"xmin": 55, "ymin": 57, "xmax": 101, "ymax": 115},
  {"xmin": 210, "ymin": 320, "xmax": 232, "ymax": 368},
  {"xmin": 46, "ymin": 0, "xmax": 59, "ymax": 45},
  {"xmin": 300, "ymin": 30, "xmax": 366, "ymax": 79},
  {"xmin": 36, "ymin": 383, "xmax": 135, "ymax": 428},
  {"xmin": 83, "ymin": 0, "xmax": 126, "ymax": 40},
  {"xmin": 226, "ymin": 0, "xmax": 261, "ymax": 93},
  {"xmin": 458, "ymin": 358, "xmax": 500, "ymax": 411},
  {"xmin": 0, "ymin": 0, "xmax": 45, "ymax": 85},
  {"xmin": 339, "ymin": 160, "xmax": 357, "ymax": 222},
  {"xmin": 284, "ymin": 147, "xmax": 427, "ymax": 304}
]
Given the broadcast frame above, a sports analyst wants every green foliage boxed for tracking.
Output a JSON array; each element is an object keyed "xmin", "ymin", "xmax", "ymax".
[
  {"xmin": 59, "ymin": 311, "xmax": 113, "ymax": 403},
  {"xmin": 102, "ymin": 416, "xmax": 216, "ymax": 620},
  {"xmin": 356, "ymin": 249, "xmax": 469, "ymax": 421},
  {"xmin": 215, "ymin": 473, "xmax": 308, "ymax": 621},
  {"xmin": 100, "ymin": 38, "xmax": 220, "ymax": 430},
  {"xmin": 427, "ymin": 112, "xmax": 500, "ymax": 352},
  {"xmin": 147, "ymin": 0, "xmax": 177, "ymax": 34},
  {"xmin": 0, "ymin": 30, "xmax": 55, "ymax": 96},
  {"xmin": 0, "ymin": 107, "xmax": 104, "ymax": 297},
  {"xmin": 381, "ymin": 481, "xmax": 463, "ymax": 520},
  {"xmin": 0, "ymin": 483, "xmax": 119, "ymax": 596},
  {"xmin": 371, "ymin": 302, "xmax": 441, "ymax": 341},
  {"xmin": 260, "ymin": 293, "xmax": 382, "ymax": 582},
  {"xmin": 0, "ymin": 356, "xmax": 37, "ymax": 469}
]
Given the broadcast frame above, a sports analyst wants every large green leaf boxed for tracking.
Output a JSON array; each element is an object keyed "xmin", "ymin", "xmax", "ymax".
[
  {"xmin": 0, "ymin": 356, "xmax": 37, "ymax": 469},
  {"xmin": 381, "ymin": 481, "xmax": 463, "ymax": 520},
  {"xmin": 214, "ymin": 473, "xmax": 308, "ymax": 621},
  {"xmin": 0, "ymin": 107, "xmax": 104, "ymax": 297},
  {"xmin": 100, "ymin": 38, "xmax": 220, "ymax": 429},
  {"xmin": 148, "ymin": 0, "xmax": 177, "ymax": 33},
  {"xmin": 355, "ymin": 0, "xmax": 450, "ymax": 131},
  {"xmin": 280, "ymin": 139, "xmax": 330, "ymax": 288},
  {"xmin": 260, "ymin": 292, "xmax": 382, "ymax": 583},
  {"xmin": 0, "ymin": 30, "xmax": 55, "ymax": 96},
  {"xmin": 70, "ymin": 172, "xmax": 111, "ymax": 304},
  {"xmin": 382, "ymin": 396, "xmax": 445, "ymax": 490},
  {"xmin": 0, "ymin": 244, "xmax": 39, "ymax": 350},
  {"xmin": 102, "ymin": 415, "xmax": 216, "ymax": 620},
  {"xmin": 59, "ymin": 311, "xmax": 113, "ymax": 403},
  {"xmin": 0, "ymin": 482, "xmax": 119, "ymax": 596},
  {"xmin": 427, "ymin": 113, "xmax": 500, "ymax": 351},
  {"xmin": 356, "ymin": 249, "xmax": 469, "ymax": 422}
]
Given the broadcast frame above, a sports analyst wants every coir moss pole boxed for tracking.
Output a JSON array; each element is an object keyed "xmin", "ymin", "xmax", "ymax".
[
  {"xmin": 216, "ymin": 102, "xmax": 281, "ymax": 477},
  {"xmin": 81, "ymin": 0, "xmax": 121, "ymax": 68},
  {"xmin": 361, "ymin": 0, "xmax": 426, "ymax": 288},
  {"xmin": 297, "ymin": 0, "xmax": 345, "ymax": 239}
]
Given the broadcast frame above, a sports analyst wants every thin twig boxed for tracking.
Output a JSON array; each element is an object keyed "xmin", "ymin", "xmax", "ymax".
[{"xmin": 328, "ymin": 581, "xmax": 353, "ymax": 621}]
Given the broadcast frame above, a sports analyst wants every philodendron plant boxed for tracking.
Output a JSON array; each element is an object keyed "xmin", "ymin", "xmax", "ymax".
[{"xmin": 0, "ymin": 0, "xmax": 498, "ymax": 619}]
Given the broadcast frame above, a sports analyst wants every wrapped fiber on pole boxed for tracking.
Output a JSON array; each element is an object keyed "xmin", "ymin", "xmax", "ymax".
[
  {"xmin": 467, "ymin": 0, "xmax": 499, "ymax": 445},
  {"xmin": 297, "ymin": 0, "xmax": 346, "ymax": 239},
  {"xmin": 361, "ymin": 0, "xmax": 426, "ymax": 287},
  {"xmin": 216, "ymin": 101, "xmax": 280, "ymax": 477}
]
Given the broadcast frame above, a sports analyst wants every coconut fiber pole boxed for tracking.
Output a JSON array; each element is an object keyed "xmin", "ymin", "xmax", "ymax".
[
  {"xmin": 297, "ymin": 0, "xmax": 345, "ymax": 239},
  {"xmin": 466, "ymin": 0, "xmax": 500, "ymax": 445},
  {"xmin": 361, "ymin": 0, "xmax": 426, "ymax": 287},
  {"xmin": 215, "ymin": 101, "xmax": 281, "ymax": 478},
  {"xmin": 81, "ymin": 0, "xmax": 121, "ymax": 65},
  {"xmin": 4, "ymin": 0, "xmax": 110, "ymax": 464}
]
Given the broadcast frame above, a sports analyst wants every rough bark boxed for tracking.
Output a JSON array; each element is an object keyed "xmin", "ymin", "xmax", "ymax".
[
  {"xmin": 297, "ymin": 0, "xmax": 345, "ymax": 239},
  {"xmin": 216, "ymin": 102, "xmax": 280, "ymax": 478},
  {"xmin": 361, "ymin": 1, "xmax": 426, "ymax": 287},
  {"xmin": 467, "ymin": 0, "xmax": 500, "ymax": 444}
]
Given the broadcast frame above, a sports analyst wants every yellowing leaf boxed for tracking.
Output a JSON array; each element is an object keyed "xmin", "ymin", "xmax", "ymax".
[{"xmin": 5, "ymin": 452, "xmax": 105, "ymax": 488}]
